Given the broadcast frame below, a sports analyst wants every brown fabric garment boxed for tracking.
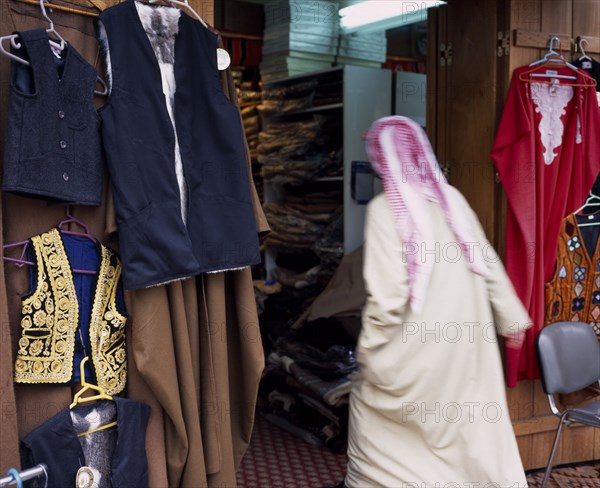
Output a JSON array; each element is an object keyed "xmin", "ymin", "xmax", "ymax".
[
  {"xmin": 1, "ymin": 2, "xmax": 268, "ymax": 486},
  {"xmin": 0, "ymin": 199, "xmax": 20, "ymax": 474}
]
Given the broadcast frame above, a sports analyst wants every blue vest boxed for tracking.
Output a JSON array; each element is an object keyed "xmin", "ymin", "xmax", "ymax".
[
  {"xmin": 2, "ymin": 29, "xmax": 103, "ymax": 206},
  {"xmin": 20, "ymin": 398, "xmax": 150, "ymax": 488},
  {"xmin": 96, "ymin": 1, "xmax": 261, "ymax": 289}
]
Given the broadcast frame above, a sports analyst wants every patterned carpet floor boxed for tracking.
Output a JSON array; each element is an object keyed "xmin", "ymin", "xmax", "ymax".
[
  {"xmin": 236, "ymin": 414, "xmax": 347, "ymax": 488},
  {"xmin": 237, "ymin": 414, "xmax": 600, "ymax": 488},
  {"xmin": 526, "ymin": 463, "xmax": 600, "ymax": 487}
]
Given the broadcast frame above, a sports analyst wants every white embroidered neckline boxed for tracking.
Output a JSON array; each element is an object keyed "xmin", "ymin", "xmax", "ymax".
[{"xmin": 531, "ymin": 82, "xmax": 574, "ymax": 165}]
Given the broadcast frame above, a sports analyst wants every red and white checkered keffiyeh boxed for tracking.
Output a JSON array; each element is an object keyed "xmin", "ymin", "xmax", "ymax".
[{"xmin": 365, "ymin": 116, "xmax": 490, "ymax": 314}]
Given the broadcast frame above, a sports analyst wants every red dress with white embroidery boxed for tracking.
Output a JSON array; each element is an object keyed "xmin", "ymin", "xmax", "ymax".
[{"xmin": 491, "ymin": 65, "xmax": 600, "ymax": 387}]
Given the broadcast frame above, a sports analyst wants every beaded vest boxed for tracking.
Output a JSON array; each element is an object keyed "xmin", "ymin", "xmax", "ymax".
[
  {"xmin": 545, "ymin": 213, "xmax": 600, "ymax": 338},
  {"xmin": 14, "ymin": 228, "xmax": 127, "ymax": 394}
]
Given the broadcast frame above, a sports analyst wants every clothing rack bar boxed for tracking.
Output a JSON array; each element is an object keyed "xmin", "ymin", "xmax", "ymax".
[
  {"xmin": 13, "ymin": 0, "xmax": 99, "ymax": 18},
  {"xmin": 513, "ymin": 29, "xmax": 572, "ymax": 51},
  {"xmin": 219, "ymin": 30, "xmax": 262, "ymax": 41},
  {"xmin": 0, "ymin": 464, "xmax": 47, "ymax": 487}
]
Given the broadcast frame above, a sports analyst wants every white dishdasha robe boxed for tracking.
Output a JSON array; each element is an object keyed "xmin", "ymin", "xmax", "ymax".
[{"xmin": 345, "ymin": 190, "xmax": 530, "ymax": 488}]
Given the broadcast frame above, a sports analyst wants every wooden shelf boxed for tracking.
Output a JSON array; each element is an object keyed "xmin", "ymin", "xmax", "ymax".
[{"xmin": 314, "ymin": 176, "xmax": 343, "ymax": 182}]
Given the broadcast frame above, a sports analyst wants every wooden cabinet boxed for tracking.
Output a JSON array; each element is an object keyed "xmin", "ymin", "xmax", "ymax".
[
  {"xmin": 428, "ymin": 0, "xmax": 600, "ymax": 470},
  {"xmin": 428, "ymin": 0, "xmax": 506, "ymax": 245}
]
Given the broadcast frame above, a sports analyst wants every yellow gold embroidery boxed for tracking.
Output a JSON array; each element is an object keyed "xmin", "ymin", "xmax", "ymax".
[
  {"xmin": 90, "ymin": 248, "xmax": 127, "ymax": 395},
  {"xmin": 14, "ymin": 229, "xmax": 127, "ymax": 394},
  {"xmin": 15, "ymin": 229, "xmax": 78, "ymax": 384}
]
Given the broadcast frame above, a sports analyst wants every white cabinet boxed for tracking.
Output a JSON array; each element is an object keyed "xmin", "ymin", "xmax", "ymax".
[{"xmin": 260, "ymin": 65, "xmax": 392, "ymax": 280}]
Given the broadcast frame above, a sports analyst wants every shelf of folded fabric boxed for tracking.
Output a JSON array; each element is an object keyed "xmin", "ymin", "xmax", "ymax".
[
  {"xmin": 262, "ymin": 187, "xmax": 344, "ymax": 288},
  {"xmin": 256, "ymin": 65, "xmax": 390, "ymax": 328},
  {"xmin": 255, "ymin": 247, "xmax": 367, "ymax": 452},
  {"xmin": 257, "ymin": 316, "xmax": 358, "ymax": 453},
  {"xmin": 260, "ymin": 1, "xmax": 340, "ymax": 82},
  {"xmin": 335, "ymin": 31, "xmax": 387, "ymax": 68},
  {"xmin": 252, "ymin": 59, "xmax": 391, "ymax": 456},
  {"xmin": 231, "ymin": 67, "xmax": 265, "ymax": 202}
]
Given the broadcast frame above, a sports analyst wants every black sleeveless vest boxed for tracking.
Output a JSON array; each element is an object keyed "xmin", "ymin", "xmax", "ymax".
[
  {"xmin": 96, "ymin": 1, "xmax": 261, "ymax": 289},
  {"xmin": 2, "ymin": 29, "xmax": 103, "ymax": 206}
]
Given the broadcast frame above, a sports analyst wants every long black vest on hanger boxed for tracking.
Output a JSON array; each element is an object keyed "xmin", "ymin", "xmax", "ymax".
[
  {"xmin": 2, "ymin": 29, "xmax": 103, "ymax": 206},
  {"xmin": 96, "ymin": 1, "xmax": 261, "ymax": 289}
]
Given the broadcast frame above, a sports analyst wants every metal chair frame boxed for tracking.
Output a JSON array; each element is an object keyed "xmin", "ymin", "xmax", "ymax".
[{"xmin": 535, "ymin": 321, "xmax": 600, "ymax": 488}]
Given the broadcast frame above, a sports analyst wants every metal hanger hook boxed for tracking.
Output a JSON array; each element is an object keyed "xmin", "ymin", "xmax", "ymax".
[
  {"xmin": 579, "ymin": 38, "xmax": 589, "ymax": 56},
  {"xmin": 39, "ymin": 0, "xmax": 54, "ymax": 30},
  {"xmin": 549, "ymin": 36, "xmax": 561, "ymax": 53}
]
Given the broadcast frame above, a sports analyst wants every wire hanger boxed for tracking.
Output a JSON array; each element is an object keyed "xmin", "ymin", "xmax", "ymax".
[
  {"xmin": 0, "ymin": 0, "xmax": 108, "ymax": 95},
  {"xmin": 519, "ymin": 36, "xmax": 597, "ymax": 87},
  {"xmin": 576, "ymin": 37, "xmax": 592, "ymax": 62}
]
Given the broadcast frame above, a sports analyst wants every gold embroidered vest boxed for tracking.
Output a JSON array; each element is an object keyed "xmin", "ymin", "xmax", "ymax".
[{"xmin": 14, "ymin": 228, "xmax": 127, "ymax": 394}]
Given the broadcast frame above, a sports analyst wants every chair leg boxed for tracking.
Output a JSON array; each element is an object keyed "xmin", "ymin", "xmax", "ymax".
[{"xmin": 541, "ymin": 412, "xmax": 569, "ymax": 488}]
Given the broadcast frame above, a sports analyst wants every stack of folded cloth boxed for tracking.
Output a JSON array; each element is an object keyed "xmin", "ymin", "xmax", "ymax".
[
  {"xmin": 260, "ymin": 0, "xmax": 339, "ymax": 83},
  {"xmin": 258, "ymin": 80, "xmax": 318, "ymax": 116},
  {"xmin": 260, "ymin": 319, "xmax": 358, "ymax": 451},
  {"xmin": 234, "ymin": 79, "xmax": 264, "ymax": 200},
  {"xmin": 263, "ymin": 193, "xmax": 341, "ymax": 250},
  {"xmin": 258, "ymin": 115, "xmax": 328, "ymax": 184}
]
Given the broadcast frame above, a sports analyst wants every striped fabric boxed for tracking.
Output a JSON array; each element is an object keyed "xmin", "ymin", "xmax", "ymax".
[{"xmin": 365, "ymin": 116, "xmax": 490, "ymax": 314}]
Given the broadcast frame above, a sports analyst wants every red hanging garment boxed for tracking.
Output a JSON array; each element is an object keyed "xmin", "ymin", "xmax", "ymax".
[{"xmin": 491, "ymin": 64, "xmax": 600, "ymax": 386}]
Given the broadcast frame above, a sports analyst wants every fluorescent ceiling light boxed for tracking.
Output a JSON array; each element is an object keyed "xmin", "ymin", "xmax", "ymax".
[{"xmin": 339, "ymin": 1, "xmax": 446, "ymax": 33}]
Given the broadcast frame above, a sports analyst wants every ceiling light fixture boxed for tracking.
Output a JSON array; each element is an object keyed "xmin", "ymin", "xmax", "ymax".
[{"xmin": 339, "ymin": 1, "xmax": 447, "ymax": 33}]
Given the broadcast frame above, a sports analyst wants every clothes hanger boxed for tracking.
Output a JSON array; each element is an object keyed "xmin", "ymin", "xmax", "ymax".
[
  {"xmin": 3, "ymin": 206, "xmax": 98, "ymax": 274},
  {"xmin": 70, "ymin": 356, "xmax": 117, "ymax": 437},
  {"xmin": 519, "ymin": 36, "xmax": 597, "ymax": 87},
  {"xmin": 574, "ymin": 192, "xmax": 600, "ymax": 215},
  {"xmin": 575, "ymin": 212, "xmax": 600, "ymax": 227},
  {"xmin": 0, "ymin": 0, "xmax": 108, "ymax": 95},
  {"xmin": 58, "ymin": 205, "xmax": 98, "ymax": 244},
  {"xmin": 0, "ymin": 0, "xmax": 65, "ymax": 60},
  {"xmin": 70, "ymin": 356, "xmax": 113, "ymax": 409},
  {"xmin": 576, "ymin": 38, "xmax": 592, "ymax": 63},
  {"xmin": 71, "ymin": 356, "xmax": 117, "ymax": 437}
]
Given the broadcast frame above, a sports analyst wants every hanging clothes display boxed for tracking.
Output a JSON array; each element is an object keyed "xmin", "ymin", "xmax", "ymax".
[
  {"xmin": 0, "ymin": 1, "xmax": 268, "ymax": 486},
  {"xmin": 13, "ymin": 228, "xmax": 127, "ymax": 395},
  {"xmin": 2, "ymin": 29, "xmax": 103, "ymax": 206},
  {"xmin": 573, "ymin": 39, "xmax": 600, "ymax": 93},
  {"xmin": 545, "ymin": 212, "xmax": 600, "ymax": 338},
  {"xmin": 574, "ymin": 57, "xmax": 600, "ymax": 90},
  {"xmin": 20, "ymin": 397, "xmax": 150, "ymax": 488},
  {"xmin": 491, "ymin": 61, "xmax": 600, "ymax": 386},
  {"xmin": 95, "ymin": 1, "xmax": 261, "ymax": 289}
]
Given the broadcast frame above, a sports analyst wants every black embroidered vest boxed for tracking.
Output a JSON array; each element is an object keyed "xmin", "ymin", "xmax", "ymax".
[
  {"xmin": 2, "ymin": 29, "xmax": 103, "ymax": 205},
  {"xmin": 96, "ymin": 1, "xmax": 261, "ymax": 289},
  {"xmin": 14, "ymin": 229, "xmax": 127, "ymax": 395}
]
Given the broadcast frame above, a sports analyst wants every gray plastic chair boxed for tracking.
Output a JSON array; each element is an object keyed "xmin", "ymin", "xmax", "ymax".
[{"xmin": 535, "ymin": 321, "xmax": 600, "ymax": 487}]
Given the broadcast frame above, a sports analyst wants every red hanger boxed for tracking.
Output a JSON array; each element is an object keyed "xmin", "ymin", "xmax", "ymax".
[{"xmin": 519, "ymin": 36, "xmax": 597, "ymax": 88}]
